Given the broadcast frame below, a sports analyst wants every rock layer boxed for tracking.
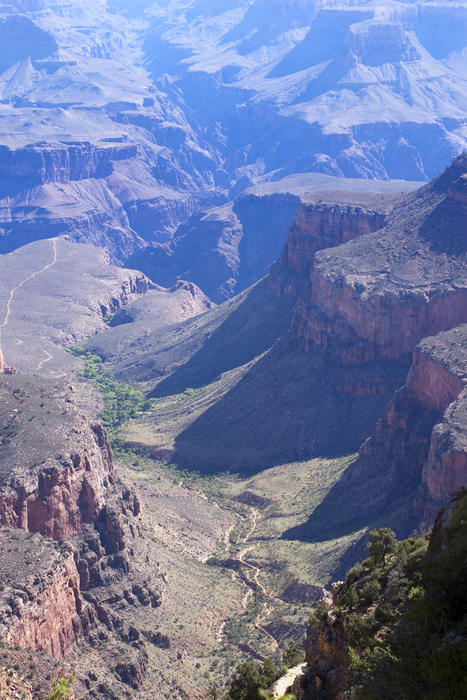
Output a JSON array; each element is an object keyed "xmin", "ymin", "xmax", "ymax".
[
  {"xmin": 0, "ymin": 533, "xmax": 94, "ymax": 660},
  {"xmin": 293, "ymin": 155, "xmax": 467, "ymax": 365},
  {"xmin": 0, "ymin": 374, "xmax": 149, "ymax": 665}
]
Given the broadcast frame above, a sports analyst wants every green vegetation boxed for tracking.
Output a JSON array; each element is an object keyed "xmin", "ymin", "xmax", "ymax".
[
  {"xmin": 46, "ymin": 671, "xmax": 75, "ymax": 700},
  {"xmin": 68, "ymin": 347, "xmax": 151, "ymax": 438},
  {"xmin": 225, "ymin": 659, "xmax": 280, "ymax": 700},
  {"xmin": 281, "ymin": 639, "xmax": 304, "ymax": 669},
  {"xmin": 306, "ymin": 494, "xmax": 467, "ymax": 699},
  {"xmin": 307, "ymin": 599, "xmax": 329, "ymax": 627},
  {"xmin": 366, "ymin": 527, "xmax": 396, "ymax": 566}
]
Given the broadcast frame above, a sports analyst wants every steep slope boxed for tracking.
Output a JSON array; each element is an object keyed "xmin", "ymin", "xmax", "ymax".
[
  {"xmin": 129, "ymin": 173, "xmax": 419, "ymax": 302},
  {"xmin": 0, "ymin": 372, "xmax": 259, "ymax": 698},
  {"xmin": 284, "ymin": 154, "xmax": 467, "ymax": 540},
  {"xmin": 0, "ymin": 373, "xmax": 158, "ymax": 694},
  {"xmin": 294, "ymin": 489, "xmax": 467, "ymax": 699}
]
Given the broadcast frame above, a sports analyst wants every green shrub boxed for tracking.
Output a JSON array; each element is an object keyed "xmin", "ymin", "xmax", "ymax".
[
  {"xmin": 346, "ymin": 613, "xmax": 374, "ymax": 647},
  {"xmin": 307, "ymin": 600, "xmax": 329, "ymax": 627},
  {"xmin": 46, "ymin": 672, "xmax": 75, "ymax": 700},
  {"xmin": 374, "ymin": 603, "xmax": 394, "ymax": 625},
  {"xmin": 359, "ymin": 579, "xmax": 381, "ymax": 605},
  {"xmin": 226, "ymin": 659, "xmax": 280, "ymax": 700},
  {"xmin": 69, "ymin": 348, "xmax": 150, "ymax": 438},
  {"xmin": 343, "ymin": 587, "xmax": 359, "ymax": 610},
  {"xmin": 346, "ymin": 562, "xmax": 364, "ymax": 585},
  {"xmin": 367, "ymin": 528, "xmax": 396, "ymax": 566},
  {"xmin": 282, "ymin": 639, "xmax": 304, "ymax": 668}
]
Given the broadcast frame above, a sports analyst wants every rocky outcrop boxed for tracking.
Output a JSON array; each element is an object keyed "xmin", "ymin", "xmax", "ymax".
[
  {"xmin": 281, "ymin": 157, "xmax": 467, "ymax": 542},
  {"xmin": 0, "ymin": 374, "xmax": 155, "ymax": 669},
  {"xmin": 0, "ymin": 532, "xmax": 94, "ymax": 659},
  {"xmin": 279, "ymin": 200, "xmax": 387, "ymax": 279},
  {"xmin": 293, "ymin": 155, "xmax": 467, "ymax": 365},
  {"xmin": 355, "ymin": 329, "xmax": 466, "ymax": 526},
  {"xmin": 0, "ymin": 666, "xmax": 33, "ymax": 699},
  {"xmin": 0, "ymin": 142, "xmax": 137, "ymax": 198}
]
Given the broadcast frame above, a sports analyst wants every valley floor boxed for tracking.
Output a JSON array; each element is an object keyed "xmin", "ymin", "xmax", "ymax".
[{"xmin": 97, "ymin": 449, "xmax": 364, "ymax": 697}]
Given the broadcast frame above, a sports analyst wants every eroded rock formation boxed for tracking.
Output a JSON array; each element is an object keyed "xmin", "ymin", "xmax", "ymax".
[
  {"xmin": 0, "ymin": 532, "xmax": 94, "ymax": 660},
  {"xmin": 0, "ymin": 374, "xmax": 160, "ymax": 677},
  {"xmin": 293, "ymin": 154, "xmax": 467, "ymax": 365}
]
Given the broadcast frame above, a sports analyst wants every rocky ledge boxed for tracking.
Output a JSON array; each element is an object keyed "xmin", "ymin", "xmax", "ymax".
[{"xmin": 0, "ymin": 528, "xmax": 94, "ymax": 660}]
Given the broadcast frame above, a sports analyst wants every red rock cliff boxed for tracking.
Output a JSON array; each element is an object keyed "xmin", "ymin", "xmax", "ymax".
[
  {"xmin": 292, "ymin": 155, "xmax": 467, "ymax": 365},
  {"xmin": 0, "ymin": 535, "xmax": 95, "ymax": 660},
  {"xmin": 0, "ymin": 375, "xmax": 143, "ymax": 662},
  {"xmin": 280, "ymin": 201, "xmax": 386, "ymax": 278}
]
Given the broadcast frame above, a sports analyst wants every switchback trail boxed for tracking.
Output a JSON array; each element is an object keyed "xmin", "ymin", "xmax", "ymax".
[{"xmin": 221, "ymin": 505, "xmax": 285, "ymax": 654}]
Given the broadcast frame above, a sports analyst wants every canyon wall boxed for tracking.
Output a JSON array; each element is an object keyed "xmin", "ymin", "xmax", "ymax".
[
  {"xmin": 280, "ymin": 156, "xmax": 467, "ymax": 540},
  {"xmin": 0, "ymin": 375, "xmax": 147, "ymax": 664},
  {"xmin": 291, "ymin": 154, "xmax": 467, "ymax": 366},
  {"xmin": 0, "ymin": 540, "xmax": 95, "ymax": 660},
  {"xmin": 279, "ymin": 200, "xmax": 387, "ymax": 279}
]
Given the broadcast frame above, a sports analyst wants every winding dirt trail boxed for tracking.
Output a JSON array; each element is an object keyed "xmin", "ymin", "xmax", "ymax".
[
  {"xmin": 0, "ymin": 239, "xmax": 58, "ymax": 368},
  {"xmin": 221, "ymin": 505, "xmax": 284, "ymax": 653},
  {"xmin": 36, "ymin": 349, "xmax": 53, "ymax": 371}
]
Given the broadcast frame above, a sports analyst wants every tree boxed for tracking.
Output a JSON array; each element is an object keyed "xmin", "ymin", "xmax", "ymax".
[
  {"xmin": 226, "ymin": 661, "xmax": 261, "ymax": 700},
  {"xmin": 282, "ymin": 639, "xmax": 304, "ymax": 668},
  {"xmin": 259, "ymin": 658, "xmax": 279, "ymax": 688},
  {"xmin": 46, "ymin": 671, "xmax": 75, "ymax": 700},
  {"xmin": 367, "ymin": 528, "xmax": 396, "ymax": 566},
  {"xmin": 226, "ymin": 659, "xmax": 280, "ymax": 700}
]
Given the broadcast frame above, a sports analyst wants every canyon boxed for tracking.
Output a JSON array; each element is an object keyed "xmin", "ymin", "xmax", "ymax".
[
  {"xmin": 0, "ymin": 154, "xmax": 465, "ymax": 698},
  {"xmin": 0, "ymin": 2, "xmax": 465, "ymax": 697},
  {"xmin": 1, "ymin": 0, "xmax": 466, "ymax": 291}
]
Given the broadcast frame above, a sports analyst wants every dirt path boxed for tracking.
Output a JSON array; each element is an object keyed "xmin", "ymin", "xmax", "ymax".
[
  {"xmin": 0, "ymin": 239, "xmax": 58, "ymax": 367},
  {"xmin": 36, "ymin": 349, "xmax": 53, "ymax": 371},
  {"xmin": 220, "ymin": 506, "xmax": 284, "ymax": 652},
  {"xmin": 272, "ymin": 663, "xmax": 307, "ymax": 698}
]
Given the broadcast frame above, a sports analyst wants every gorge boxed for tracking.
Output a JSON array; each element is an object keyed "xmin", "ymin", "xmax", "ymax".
[{"xmin": 0, "ymin": 1, "xmax": 466, "ymax": 699}]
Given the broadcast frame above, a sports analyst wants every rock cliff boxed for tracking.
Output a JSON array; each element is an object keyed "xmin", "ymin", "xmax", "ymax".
[
  {"xmin": 282, "ymin": 156, "xmax": 467, "ymax": 541},
  {"xmin": 0, "ymin": 530, "xmax": 94, "ymax": 660},
  {"xmin": 279, "ymin": 199, "xmax": 387, "ymax": 279},
  {"xmin": 0, "ymin": 373, "xmax": 159, "ymax": 678},
  {"xmin": 294, "ymin": 154, "xmax": 467, "ymax": 365}
]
